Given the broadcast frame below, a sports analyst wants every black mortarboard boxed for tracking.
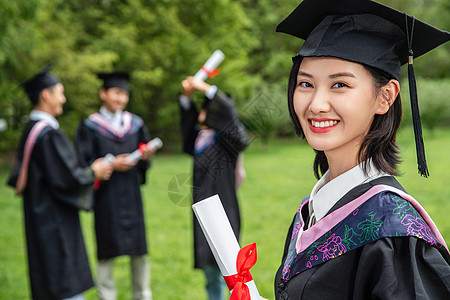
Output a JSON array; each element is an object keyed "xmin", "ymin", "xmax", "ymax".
[
  {"xmin": 97, "ymin": 72, "xmax": 130, "ymax": 91},
  {"xmin": 21, "ymin": 63, "xmax": 61, "ymax": 103},
  {"xmin": 277, "ymin": 0, "xmax": 450, "ymax": 177}
]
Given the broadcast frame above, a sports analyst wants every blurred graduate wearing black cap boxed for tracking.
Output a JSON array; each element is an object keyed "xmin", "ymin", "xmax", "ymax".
[
  {"xmin": 75, "ymin": 72, "xmax": 154, "ymax": 300},
  {"xmin": 7, "ymin": 64, "xmax": 113, "ymax": 300},
  {"xmin": 273, "ymin": 0, "xmax": 450, "ymax": 299},
  {"xmin": 178, "ymin": 76, "xmax": 249, "ymax": 300}
]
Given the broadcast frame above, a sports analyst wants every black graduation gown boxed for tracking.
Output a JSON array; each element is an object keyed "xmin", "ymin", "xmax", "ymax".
[
  {"xmin": 7, "ymin": 121, "xmax": 95, "ymax": 300},
  {"xmin": 179, "ymin": 90, "xmax": 249, "ymax": 269},
  {"xmin": 274, "ymin": 176, "xmax": 450, "ymax": 299},
  {"xmin": 75, "ymin": 112, "xmax": 150, "ymax": 260}
]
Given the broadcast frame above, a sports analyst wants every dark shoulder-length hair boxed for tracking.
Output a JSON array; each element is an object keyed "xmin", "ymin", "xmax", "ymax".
[{"xmin": 287, "ymin": 57, "xmax": 402, "ymax": 179}]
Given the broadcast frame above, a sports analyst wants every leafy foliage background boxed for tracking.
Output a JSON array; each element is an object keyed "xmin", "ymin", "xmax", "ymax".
[{"xmin": 0, "ymin": 0, "xmax": 449, "ymax": 154}]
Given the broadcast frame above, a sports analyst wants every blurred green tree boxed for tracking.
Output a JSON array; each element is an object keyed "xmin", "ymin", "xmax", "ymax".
[{"xmin": 0, "ymin": 0, "xmax": 448, "ymax": 155}]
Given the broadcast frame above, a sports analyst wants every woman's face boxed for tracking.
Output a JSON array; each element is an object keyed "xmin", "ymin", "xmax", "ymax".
[{"xmin": 293, "ymin": 57, "xmax": 387, "ymax": 162}]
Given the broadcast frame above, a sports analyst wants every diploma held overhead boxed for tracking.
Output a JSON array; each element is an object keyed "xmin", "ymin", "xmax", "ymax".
[
  {"xmin": 194, "ymin": 50, "xmax": 225, "ymax": 81},
  {"xmin": 192, "ymin": 194, "xmax": 260, "ymax": 300}
]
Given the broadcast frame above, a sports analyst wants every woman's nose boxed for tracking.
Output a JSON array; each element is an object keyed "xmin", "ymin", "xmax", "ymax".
[{"xmin": 309, "ymin": 88, "xmax": 331, "ymax": 114}]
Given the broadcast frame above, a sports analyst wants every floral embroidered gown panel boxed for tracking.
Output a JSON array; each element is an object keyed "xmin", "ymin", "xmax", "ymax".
[{"xmin": 274, "ymin": 176, "xmax": 450, "ymax": 299}]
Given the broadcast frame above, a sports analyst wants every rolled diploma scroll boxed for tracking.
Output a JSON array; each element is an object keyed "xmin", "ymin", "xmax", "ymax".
[
  {"xmin": 194, "ymin": 50, "xmax": 225, "ymax": 81},
  {"xmin": 125, "ymin": 137, "xmax": 163, "ymax": 163},
  {"xmin": 192, "ymin": 194, "xmax": 260, "ymax": 299},
  {"xmin": 103, "ymin": 153, "xmax": 116, "ymax": 165},
  {"xmin": 94, "ymin": 153, "xmax": 115, "ymax": 189}
]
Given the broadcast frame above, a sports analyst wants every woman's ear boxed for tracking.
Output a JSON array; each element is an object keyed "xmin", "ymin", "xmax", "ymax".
[{"xmin": 375, "ymin": 79, "xmax": 400, "ymax": 115}]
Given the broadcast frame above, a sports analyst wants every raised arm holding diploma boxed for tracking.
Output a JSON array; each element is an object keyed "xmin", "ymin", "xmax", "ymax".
[
  {"xmin": 179, "ymin": 52, "xmax": 251, "ymax": 300},
  {"xmin": 193, "ymin": 195, "xmax": 260, "ymax": 300}
]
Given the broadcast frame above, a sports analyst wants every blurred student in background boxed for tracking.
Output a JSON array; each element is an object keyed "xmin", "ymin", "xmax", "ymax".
[
  {"xmin": 178, "ymin": 76, "xmax": 249, "ymax": 300},
  {"xmin": 75, "ymin": 72, "xmax": 154, "ymax": 300},
  {"xmin": 8, "ymin": 64, "xmax": 113, "ymax": 300}
]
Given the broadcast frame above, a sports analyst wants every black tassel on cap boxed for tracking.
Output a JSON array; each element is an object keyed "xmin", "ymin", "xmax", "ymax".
[{"xmin": 405, "ymin": 14, "xmax": 429, "ymax": 177}]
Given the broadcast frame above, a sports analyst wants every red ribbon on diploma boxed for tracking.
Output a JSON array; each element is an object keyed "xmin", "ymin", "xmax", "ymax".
[
  {"xmin": 138, "ymin": 142, "xmax": 148, "ymax": 155},
  {"xmin": 93, "ymin": 179, "xmax": 101, "ymax": 190},
  {"xmin": 224, "ymin": 243, "xmax": 257, "ymax": 300},
  {"xmin": 201, "ymin": 66, "xmax": 220, "ymax": 78}
]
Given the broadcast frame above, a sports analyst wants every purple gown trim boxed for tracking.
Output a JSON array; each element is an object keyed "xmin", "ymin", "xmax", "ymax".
[
  {"xmin": 85, "ymin": 112, "xmax": 143, "ymax": 142},
  {"xmin": 15, "ymin": 121, "xmax": 54, "ymax": 195},
  {"xmin": 282, "ymin": 184, "xmax": 449, "ymax": 282}
]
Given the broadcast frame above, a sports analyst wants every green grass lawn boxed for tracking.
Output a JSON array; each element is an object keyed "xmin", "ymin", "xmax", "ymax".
[{"xmin": 1, "ymin": 127, "xmax": 450, "ymax": 300}]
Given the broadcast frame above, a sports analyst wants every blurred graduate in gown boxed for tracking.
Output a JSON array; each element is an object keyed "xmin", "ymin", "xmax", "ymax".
[
  {"xmin": 8, "ymin": 64, "xmax": 113, "ymax": 300},
  {"xmin": 178, "ymin": 76, "xmax": 249, "ymax": 300},
  {"xmin": 75, "ymin": 72, "xmax": 154, "ymax": 300}
]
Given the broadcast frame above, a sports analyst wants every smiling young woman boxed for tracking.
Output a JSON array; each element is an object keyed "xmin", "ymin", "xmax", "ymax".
[{"xmin": 273, "ymin": 0, "xmax": 450, "ymax": 299}]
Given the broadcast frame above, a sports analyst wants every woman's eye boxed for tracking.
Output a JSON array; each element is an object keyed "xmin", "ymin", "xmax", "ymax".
[
  {"xmin": 298, "ymin": 81, "xmax": 313, "ymax": 88},
  {"xmin": 333, "ymin": 82, "xmax": 348, "ymax": 88}
]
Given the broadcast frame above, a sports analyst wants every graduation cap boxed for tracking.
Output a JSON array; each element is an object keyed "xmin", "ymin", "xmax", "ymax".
[
  {"xmin": 21, "ymin": 63, "xmax": 61, "ymax": 104},
  {"xmin": 276, "ymin": 0, "xmax": 450, "ymax": 177},
  {"xmin": 97, "ymin": 72, "xmax": 130, "ymax": 91}
]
